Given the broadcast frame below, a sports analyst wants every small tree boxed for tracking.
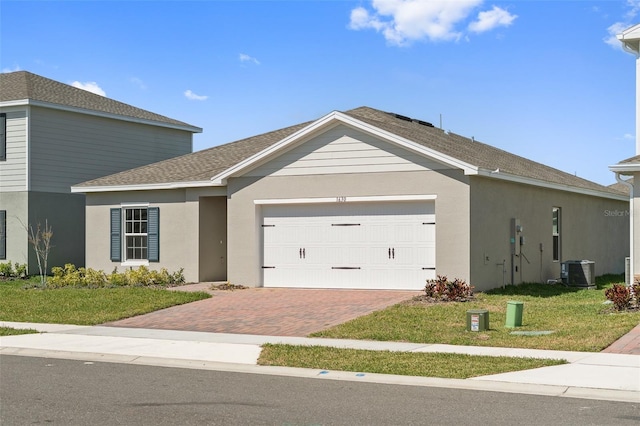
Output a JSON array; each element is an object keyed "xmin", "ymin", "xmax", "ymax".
[{"xmin": 27, "ymin": 220, "xmax": 53, "ymax": 287}]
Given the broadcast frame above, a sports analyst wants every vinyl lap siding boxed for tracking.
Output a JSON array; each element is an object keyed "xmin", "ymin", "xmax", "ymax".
[
  {"xmin": 0, "ymin": 110, "xmax": 28, "ymax": 191},
  {"xmin": 28, "ymin": 107, "xmax": 192, "ymax": 193},
  {"xmin": 246, "ymin": 124, "xmax": 447, "ymax": 177}
]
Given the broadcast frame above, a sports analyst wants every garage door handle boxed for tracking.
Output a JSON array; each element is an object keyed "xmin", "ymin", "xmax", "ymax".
[
  {"xmin": 299, "ymin": 248, "xmax": 306, "ymax": 259},
  {"xmin": 388, "ymin": 248, "xmax": 395, "ymax": 259},
  {"xmin": 422, "ymin": 267, "xmax": 436, "ymax": 270},
  {"xmin": 262, "ymin": 266, "xmax": 275, "ymax": 269},
  {"xmin": 331, "ymin": 267, "xmax": 361, "ymax": 270}
]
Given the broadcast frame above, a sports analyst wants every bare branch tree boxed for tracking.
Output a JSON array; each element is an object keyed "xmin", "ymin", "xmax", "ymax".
[{"xmin": 27, "ymin": 220, "xmax": 53, "ymax": 287}]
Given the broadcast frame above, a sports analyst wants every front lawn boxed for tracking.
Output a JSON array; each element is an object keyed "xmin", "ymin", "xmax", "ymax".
[
  {"xmin": 259, "ymin": 344, "xmax": 566, "ymax": 379},
  {"xmin": 310, "ymin": 275, "xmax": 640, "ymax": 352},
  {"xmin": 0, "ymin": 280, "xmax": 210, "ymax": 325}
]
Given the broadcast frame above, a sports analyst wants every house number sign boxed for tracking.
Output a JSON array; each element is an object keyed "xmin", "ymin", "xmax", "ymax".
[{"xmin": 336, "ymin": 196, "xmax": 347, "ymax": 202}]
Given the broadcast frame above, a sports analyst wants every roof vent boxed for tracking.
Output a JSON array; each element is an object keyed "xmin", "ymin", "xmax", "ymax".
[
  {"xmin": 412, "ymin": 119, "xmax": 434, "ymax": 127},
  {"xmin": 392, "ymin": 113, "xmax": 412, "ymax": 122}
]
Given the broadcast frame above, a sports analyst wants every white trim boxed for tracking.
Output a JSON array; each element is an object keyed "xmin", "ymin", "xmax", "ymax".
[
  {"xmin": 477, "ymin": 169, "xmax": 628, "ymax": 201},
  {"xmin": 71, "ymin": 180, "xmax": 218, "ymax": 193},
  {"xmin": 211, "ymin": 111, "xmax": 478, "ymax": 185},
  {"xmin": 25, "ymin": 106, "xmax": 31, "ymax": 191},
  {"xmin": 120, "ymin": 202, "xmax": 150, "ymax": 207},
  {"xmin": 0, "ymin": 99, "xmax": 202, "ymax": 133},
  {"xmin": 121, "ymin": 260, "xmax": 150, "ymax": 267},
  {"xmin": 254, "ymin": 194, "xmax": 437, "ymax": 205}
]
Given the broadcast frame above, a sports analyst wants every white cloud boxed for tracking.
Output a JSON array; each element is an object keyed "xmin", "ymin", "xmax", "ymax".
[
  {"xmin": 604, "ymin": 1, "xmax": 640, "ymax": 49},
  {"xmin": 130, "ymin": 77, "xmax": 147, "ymax": 90},
  {"xmin": 1, "ymin": 65, "xmax": 21, "ymax": 73},
  {"xmin": 624, "ymin": 133, "xmax": 635, "ymax": 140},
  {"xmin": 468, "ymin": 6, "xmax": 517, "ymax": 33},
  {"xmin": 239, "ymin": 53, "xmax": 260, "ymax": 65},
  {"xmin": 71, "ymin": 81, "xmax": 106, "ymax": 96},
  {"xmin": 348, "ymin": 0, "xmax": 517, "ymax": 45},
  {"xmin": 184, "ymin": 89, "xmax": 208, "ymax": 101}
]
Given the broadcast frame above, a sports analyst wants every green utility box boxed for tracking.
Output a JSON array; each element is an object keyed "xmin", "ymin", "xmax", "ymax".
[
  {"xmin": 505, "ymin": 301, "xmax": 524, "ymax": 327},
  {"xmin": 466, "ymin": 309, "xmax": 489, "ymax": 332}
]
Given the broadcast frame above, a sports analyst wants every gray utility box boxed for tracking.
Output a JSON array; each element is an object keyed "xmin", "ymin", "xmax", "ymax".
[{"xmin": 561, "ymin": 260, "xmax": 595, "ymax": 289}]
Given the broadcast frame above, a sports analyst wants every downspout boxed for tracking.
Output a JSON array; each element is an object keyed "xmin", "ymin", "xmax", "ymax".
[{"xmin": 615, "ymin": 173, "xmax": 634, "ymax": 286}]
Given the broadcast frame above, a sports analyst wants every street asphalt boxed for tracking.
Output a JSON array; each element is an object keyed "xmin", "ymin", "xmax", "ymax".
[{"xmin": 1, "ymin": 321, "xmax": 638, "ymax": 404}]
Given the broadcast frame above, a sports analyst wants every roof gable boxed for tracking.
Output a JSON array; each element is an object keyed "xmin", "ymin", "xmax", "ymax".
[
  {"xmin": 73, "ymin": 106, "xmax": 625, "ymax": 200},
  {"xmin": 0, "ymin": 71, "xmax": 201, "ymax": 132}
]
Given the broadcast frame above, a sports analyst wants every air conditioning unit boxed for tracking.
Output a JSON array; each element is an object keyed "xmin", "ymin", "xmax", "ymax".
[{"xmin": 561, "ymin": 260, "xmax": 595, "ymax": 289}]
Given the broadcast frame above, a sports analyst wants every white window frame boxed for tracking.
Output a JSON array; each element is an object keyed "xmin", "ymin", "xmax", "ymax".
[
  {"xmin": 552, "ymin": 207, "xmax": 561, "ymax": 262},
  {"xmin": 121, "ymin": 203, "xmax": 150, "ymax": 266}
]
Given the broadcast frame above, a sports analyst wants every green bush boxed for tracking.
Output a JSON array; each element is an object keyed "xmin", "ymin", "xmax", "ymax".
[
  {"xmin": 0, "ymin": 262, "xmax": 28, "ymax": 279},
  {"xmin": 47, "ymin": 264, "xmax": 186, "ymax": 289}
]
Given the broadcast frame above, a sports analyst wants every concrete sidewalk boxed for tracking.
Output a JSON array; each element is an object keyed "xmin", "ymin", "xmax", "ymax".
[{"xmin": 1, "ymin": 321, "xmax": 639, "ymax": 403}]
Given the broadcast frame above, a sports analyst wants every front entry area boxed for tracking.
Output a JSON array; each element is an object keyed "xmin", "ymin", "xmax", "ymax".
[{"xmin": 261, "ymin": 200, "xmax": 436, "ymax": 290}]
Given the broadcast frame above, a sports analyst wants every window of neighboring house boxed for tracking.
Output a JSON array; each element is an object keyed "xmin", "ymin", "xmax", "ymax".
[
  {"xmin": 0, "ymin": 210, "xmax": 6, "ymax": 260},
  {"xmin": 0, "ymin": 113, "xmax": 6, "ymax": 161},
  {"xmin": 110, "ymin": 206, "xmax": 159, "ymax": 263},
  {"xmin": 552, "ymin": 207, "xmax": 561, "ymax": 262}
]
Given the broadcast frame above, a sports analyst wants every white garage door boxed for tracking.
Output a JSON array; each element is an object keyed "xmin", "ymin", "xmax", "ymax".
[{"xmin": 261, "ymin": 201, "xmax": 436, "ymax": 290}]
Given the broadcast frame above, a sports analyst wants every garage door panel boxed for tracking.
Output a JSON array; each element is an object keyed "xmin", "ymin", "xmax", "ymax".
[{"xmin": 262, "ymin": 201, "xmax": 436, "ymax": 290}]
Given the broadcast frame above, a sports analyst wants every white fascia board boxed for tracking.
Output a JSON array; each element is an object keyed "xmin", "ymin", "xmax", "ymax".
[
  {"xmin": 71, "ymin": 180, "xmax": 220, "ymax": 193},
  {"xmin": 254, "ymin": 194, "xmax": 437, "ymax": 205},
  {"xmin": 477, "ymin": 169, "xmax": 627, "ymax": 201},
  {"xmin": 609, "ymin": 163, "xmax": 640, "ymax": 174},
  {"xmin": 210, "ymin": 111, "xmax": 477, "ymax": 185},
  {"xmin": 0, "ymin": 99, "xmax": 202, "ymax": 133},
  {"xmin": 618, "ymin": 24, "xmax": 640, "ymax": 55}
]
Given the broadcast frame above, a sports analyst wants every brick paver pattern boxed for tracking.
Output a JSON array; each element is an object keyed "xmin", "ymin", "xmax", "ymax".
[
  {"xmin": 602, "ymin": 322, "xmax": 640, "ymax": 355},
  {"xmin": 105, "ymin": 285, "xmax": 419, "ymax": 337}
]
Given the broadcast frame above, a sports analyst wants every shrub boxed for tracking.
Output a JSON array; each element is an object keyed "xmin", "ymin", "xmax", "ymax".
[
  {"xmin": 0, "ymin": 262, "xmax": 27, "ymax": 279},
  {"xmin": 605, "ymin": 284, "xmax": 631, "ymax": 311},
  {"xmin": 425, "ymin": 275, "xmax": 474, "ymax": 301},
  {"xmin": 45, "ymin": 264, "xmax": 186, "ymax": 289}
]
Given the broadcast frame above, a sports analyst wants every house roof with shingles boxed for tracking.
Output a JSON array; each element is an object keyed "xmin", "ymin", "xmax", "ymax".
[
  {"xmin": 73, "ymin": 106, "xmax": 625, "ymax": 198},
  {"xmin": 0, "ymin": 71, "xmax": 201, "ymax": 132}
]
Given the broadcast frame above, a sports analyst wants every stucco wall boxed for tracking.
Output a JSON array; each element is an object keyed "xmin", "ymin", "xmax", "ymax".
[
  {"xmin": 470, "ymin": 177, "xmax": 629, "ymax": 291},
  {"xmin": 227, "ymin": 170, "xmax": 471, "ymax": 287},
  {"xmin": 86, "ymin": 189, "xmax": 198, "ymax": 282},
  {"xmin": 0, "ymin": 191, "xmax": 28, "ymax": 265}
]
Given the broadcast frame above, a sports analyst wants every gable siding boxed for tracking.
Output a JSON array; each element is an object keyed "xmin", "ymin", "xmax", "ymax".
[
  {"xmin": 245, "ymin": 124, "xmax": 448, "ymax": 177},
  {"xmin": 28, "ymin": 107, "xmax": 192, "ymax": 193},
  {"xmin": 0, "ymin": 109, "xmax": 28, "ymax": 191}
]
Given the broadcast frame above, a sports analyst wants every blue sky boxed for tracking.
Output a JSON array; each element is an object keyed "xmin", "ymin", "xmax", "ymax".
[{"xmin": 1, "ymin": 0, "xmax": 638, "ymax": 185}]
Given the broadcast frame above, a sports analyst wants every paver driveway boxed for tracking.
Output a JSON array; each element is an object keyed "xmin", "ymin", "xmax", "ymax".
[{"xmin": 105, "ymin": 284, "xmax": 419, "ymax": 337}]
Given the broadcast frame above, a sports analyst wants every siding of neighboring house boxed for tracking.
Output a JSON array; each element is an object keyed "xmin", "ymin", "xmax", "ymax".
[
  {"xmin": 226, "ymin": 169, "xmax": 471, "ymax": 288},
  {"xmin": 0, "ymin": 108, "xmax": 28, "ymax": 192},
  {"xmin": 28, "ymin": 106, "xmax": 193, "ymax": 193},
  {"xmin": 469, "ymin": 177, "xmax": 629, "ymax": 291},
  {"xmin": 85, "ymin": 187, "xmax": 226, "ymax": 283}
]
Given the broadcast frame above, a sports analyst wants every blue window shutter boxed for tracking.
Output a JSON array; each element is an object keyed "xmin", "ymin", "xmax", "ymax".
[
  {"xmin": 148, "ymin": 207, "xmax": 159, "ymax": 262},
  {"xmin": 110, "ymin": 208, "xmax": 121, "ymax": 262},
  {"xmin": 0, "ymin": 210, "xmax": 6, "ymax": 260}
]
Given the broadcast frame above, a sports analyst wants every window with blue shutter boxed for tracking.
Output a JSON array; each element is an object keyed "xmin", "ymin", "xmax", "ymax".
[
  {"xmin": 147, "ymin": 207, "xmax": 159, "ymax": 262},
  {"xmin": 110, "ymin": 208, "xmax": 121, "ymax": 262},
  {"xmin": 0, "ymin": 113, "xmax": 6, "ymax": 161}
]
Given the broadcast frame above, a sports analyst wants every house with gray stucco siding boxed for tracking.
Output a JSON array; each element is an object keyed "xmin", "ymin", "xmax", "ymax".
[
  {"xmin": 0, "ymin": 71, "xmax": 201, "ymax": 274},
  {"xmin": 73, "ymin": 107, "xmax": 628, "ymax": 291}
]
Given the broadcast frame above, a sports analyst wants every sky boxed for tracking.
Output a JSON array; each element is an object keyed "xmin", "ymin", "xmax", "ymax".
[{"xmin": 1, "ymin": 0, "xmax": 638, "ymax": 186}]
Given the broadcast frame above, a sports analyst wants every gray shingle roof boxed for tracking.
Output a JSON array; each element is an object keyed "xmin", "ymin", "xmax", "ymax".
[
  {"xmin": 74, "ymin": 106, "xmax": 624, "ymax": 196},
  {"xmin": 0, "ymin": 71, "xmax": 201, "ymax": 131}
]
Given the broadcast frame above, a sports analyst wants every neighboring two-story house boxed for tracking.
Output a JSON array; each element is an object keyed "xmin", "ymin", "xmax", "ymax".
[{"xmin": 0, "ymin": 71, "xmax": 201, "ymax": 274}]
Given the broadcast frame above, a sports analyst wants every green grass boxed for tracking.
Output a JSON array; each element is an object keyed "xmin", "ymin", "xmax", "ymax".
[
  {"xmin": 0, "ymin": 326, "xmax": 39, "ymax": 336},
  {"xmin": 0, "ymin": 280, "xmax": 211, "ymax": 325},
  {"xmin": 258, "ymin": 344, "xmax": 567, "ymax": 379},
  {"xmin": 310, "ymin": 275, "xmax": 640, "ymax": 352}
]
